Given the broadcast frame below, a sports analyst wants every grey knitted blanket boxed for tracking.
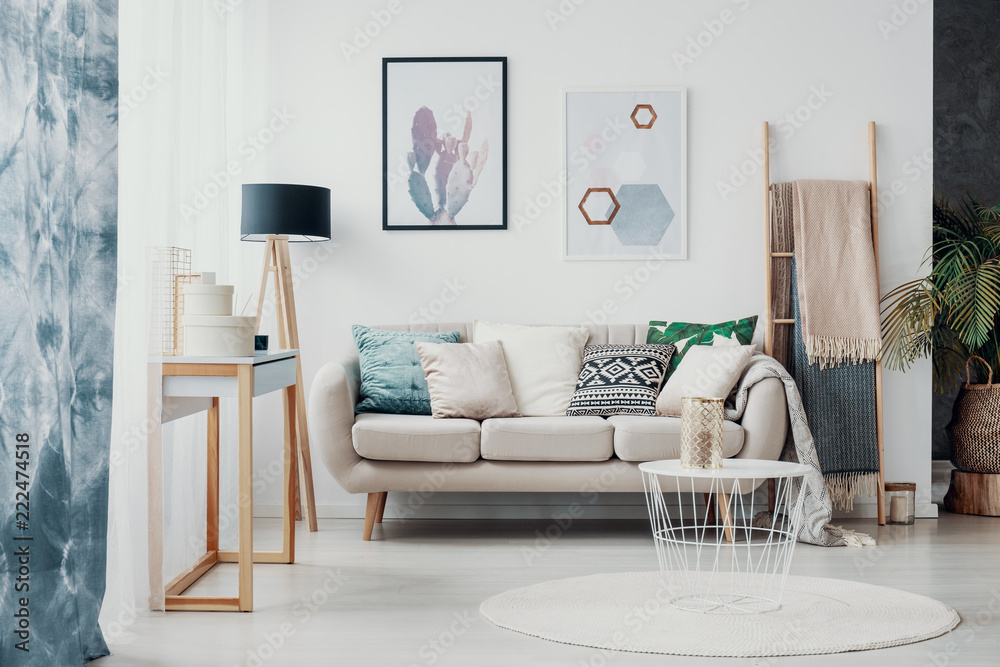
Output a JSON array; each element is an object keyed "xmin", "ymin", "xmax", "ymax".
[
  {"xmin": 792, "ymin": 260, "xmax": 881, "ymax": 510},
  {"xmin": 727, "ymin": 355, "xmax": 875, "ymax": 547}
]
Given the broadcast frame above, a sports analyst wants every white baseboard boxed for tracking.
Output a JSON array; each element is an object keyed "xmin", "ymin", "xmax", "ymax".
[
  {"xmin": 255, "ymin": 503, "xmax": 652, "ymax": 521},
  {"xmin": 256, "ymin": 500, "xmax": 940, "ymax": 521},
  {"xmin": 832, "ymin": 502, "xmax": 938, "ymax": 519}
]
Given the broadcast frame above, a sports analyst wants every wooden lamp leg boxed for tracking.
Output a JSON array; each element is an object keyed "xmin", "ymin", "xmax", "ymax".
[
  {"xmin": 257, "ymin": 236, "xmax": 319, "ymax": 533},
  {"xmin": 274, "ymin": 238, "xmax": 319, "ymax": 533}
]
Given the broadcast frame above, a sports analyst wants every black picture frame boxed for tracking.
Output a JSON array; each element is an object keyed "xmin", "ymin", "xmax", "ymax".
[{"xmin": 382, "ymin": 57, "xmax": 507, "ymax": 230}]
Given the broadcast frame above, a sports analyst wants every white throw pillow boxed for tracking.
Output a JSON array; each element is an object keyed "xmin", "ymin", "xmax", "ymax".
[
  {"xmin": 656, "ymin": 344, "xmax": 754, "ymax": 417},
  {"xmin": 473, "ymin": 320, "xmax": 589, "ymax": 416}
]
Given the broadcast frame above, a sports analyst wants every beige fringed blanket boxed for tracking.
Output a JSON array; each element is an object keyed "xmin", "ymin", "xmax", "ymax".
[{"xmin": 792, "ymin": 180, "xmax": 882, "ymax": 369}]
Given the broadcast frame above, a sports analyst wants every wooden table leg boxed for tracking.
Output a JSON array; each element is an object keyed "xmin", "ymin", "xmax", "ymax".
[
  {"xmin": 703, "ymin": 493, "xmax": 716, "ymax": 524},
  {"xmin": 237, "ymin": 365, "xmax": 254, "ymax": 612},
  {"xmin": 207, "ymin": 397, "xmax": 220, "ymax": 552},
  {"xmin": 147, "ymin": 365, "xmax": 165, "ymax": 611},
  {"xmin": 282, "ymin": 384, "xmax": 297, "ymax": 563}
]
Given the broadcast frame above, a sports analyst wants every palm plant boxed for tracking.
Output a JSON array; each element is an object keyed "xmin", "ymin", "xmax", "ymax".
[{"xmin": 881, "ymin": 197, "xmax": 1000, "ymax": 392}]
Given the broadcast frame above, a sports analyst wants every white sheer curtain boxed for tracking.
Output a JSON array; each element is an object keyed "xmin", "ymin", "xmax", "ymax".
[{"xmin": 104, "ymin": 0, "xmax": 269, "ymax": 631}]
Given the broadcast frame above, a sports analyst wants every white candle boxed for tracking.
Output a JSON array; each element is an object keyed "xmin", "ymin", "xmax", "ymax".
[{"xmin": 889, "ymin": 495, "xmax": 908, "ymax": 523}]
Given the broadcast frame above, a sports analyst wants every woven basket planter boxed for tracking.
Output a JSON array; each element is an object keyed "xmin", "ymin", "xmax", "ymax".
[{"xmin": 947, "ymin": 356, "xmax": 1000, "ymax": 474}]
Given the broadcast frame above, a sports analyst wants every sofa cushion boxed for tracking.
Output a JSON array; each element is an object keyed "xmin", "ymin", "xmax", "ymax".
[
  {"xmin": 480, "ymin": 416, "xmax": 613, "ymax": 461},
  {"xmin": 609, "ymin": 415, "xmax": 744, "ymax": 462},
  {"xmin": 352, "ymin": 413, "xmax": 480, "ymax": 462}
]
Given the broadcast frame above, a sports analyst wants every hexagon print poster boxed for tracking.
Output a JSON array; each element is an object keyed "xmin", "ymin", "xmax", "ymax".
[{"xmin": 564, "ymin": 88, "xmax": 686, "ymax": 260}]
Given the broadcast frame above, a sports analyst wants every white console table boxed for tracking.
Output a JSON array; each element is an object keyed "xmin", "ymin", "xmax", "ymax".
[{"xmin": 147, "ymin": 350, "xmax": 306, "ymax": 612}]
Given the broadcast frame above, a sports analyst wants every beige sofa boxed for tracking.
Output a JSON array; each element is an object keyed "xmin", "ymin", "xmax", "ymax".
[{"xmin": 308, "ymin": 323, "xmax": 789, "ymax": 540}]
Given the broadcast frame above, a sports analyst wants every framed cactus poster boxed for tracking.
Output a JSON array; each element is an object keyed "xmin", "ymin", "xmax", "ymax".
[
  {"xmin": 383, "ymin": 57, "xmax": 507, "ymax": 230},
  {"xmin": 563, "ymin": 87, "xmax": 687, "ymax": 260}
]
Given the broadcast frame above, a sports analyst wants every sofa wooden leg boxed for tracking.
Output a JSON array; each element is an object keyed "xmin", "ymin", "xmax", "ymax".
[
  {"xmin": 363, "ymin": 492, "xmax": 383, "ymax": 541},
  {"xmin": 703, "ymin": 493, "xmax": 716, "ymax": 524},
  {"xmin": 374, "ymin": 492, "xmax": 387, "ymax": 524},
  {"xmin": 717, "ymin": 492, "xmax": 735, "ymax": 543}
]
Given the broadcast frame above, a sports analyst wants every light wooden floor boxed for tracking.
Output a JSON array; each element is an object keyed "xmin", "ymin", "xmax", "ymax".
[{"xmin": 102, "ymin": 512, "xmax": 1000, "ymax": 666}]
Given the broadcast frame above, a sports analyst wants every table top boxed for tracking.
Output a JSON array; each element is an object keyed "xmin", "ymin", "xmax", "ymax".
[
  {"xmin": 638, "ymin": 459, "xmax": 813, "ymax": 479},
  {"xmin": 154, "ymin": 349, "xmax": 299, "ymax": 365}
]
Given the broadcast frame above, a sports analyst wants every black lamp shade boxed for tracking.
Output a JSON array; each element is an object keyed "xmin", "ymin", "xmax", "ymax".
[{"xmin": 241, "ymin": 183, "xmax": 331, "ymax": 242}]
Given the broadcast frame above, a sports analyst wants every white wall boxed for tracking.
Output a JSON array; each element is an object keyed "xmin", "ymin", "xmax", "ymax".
[{"xmin": 247, "ymin": 0, "xmax": 934, "ymax": 518}]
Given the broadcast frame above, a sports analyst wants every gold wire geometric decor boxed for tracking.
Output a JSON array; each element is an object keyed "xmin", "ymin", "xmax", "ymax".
[{"xmin": 148, "ymin": 246, "xmax": 191, "ymax": 356}]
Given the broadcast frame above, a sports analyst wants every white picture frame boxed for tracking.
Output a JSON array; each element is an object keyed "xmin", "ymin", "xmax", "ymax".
[{"xmin": 562, "ymin": 87, "xmax": 687, "ymax": 260}]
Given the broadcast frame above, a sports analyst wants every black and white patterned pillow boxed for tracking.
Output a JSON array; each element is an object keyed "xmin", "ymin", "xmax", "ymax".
[{"xmin": 566, "ymin": 344, "xmax": 675, "ymax": 416}]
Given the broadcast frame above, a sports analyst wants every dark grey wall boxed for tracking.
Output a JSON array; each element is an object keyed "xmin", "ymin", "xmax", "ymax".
[
  {"xmin": 934, "ymin": 1, "xmax": 1000, "ymax": 204},
  {"xmin": 932, "ymin": 0, "xmax": 1000, "ymax": 459}
]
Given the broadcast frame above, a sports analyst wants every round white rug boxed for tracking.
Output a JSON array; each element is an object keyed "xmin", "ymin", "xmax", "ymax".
[{"xmin": 480, "ymin": 572, "xmax": 960, "ymax": 657}]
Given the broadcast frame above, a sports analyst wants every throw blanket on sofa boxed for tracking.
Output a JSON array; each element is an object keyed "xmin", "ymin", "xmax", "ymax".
[
  {"xmin": 791, "ymin": 180, "xmax": 882, "ymax": 369},
  {"xmin": 727, "ymin": 356, "xmax": 875, "ymax": 547}
]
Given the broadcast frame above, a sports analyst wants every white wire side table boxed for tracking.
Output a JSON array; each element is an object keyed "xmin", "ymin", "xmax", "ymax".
[{"xmin": 639, "ymin": 459, "xmax": 812, "ymax": 615}]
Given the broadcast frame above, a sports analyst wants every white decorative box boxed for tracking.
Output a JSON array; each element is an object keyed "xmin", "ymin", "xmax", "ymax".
[
  {"xmin": 184, "ymin": 315, "xmax": 255, "ymax": 357},
  {"xmin": 183, "ymin": 284, "xmax": 234, "ymax": 316}
]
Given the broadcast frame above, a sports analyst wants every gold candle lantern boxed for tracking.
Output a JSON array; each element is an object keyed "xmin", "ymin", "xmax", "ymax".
[{"xmin": 680, "ymin": 397, "xmax": 725, "ymax": 468}]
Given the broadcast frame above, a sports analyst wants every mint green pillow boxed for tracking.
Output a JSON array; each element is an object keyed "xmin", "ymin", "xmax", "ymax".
[
  {"xmin": 353, "ymin": 326, "xmax": 462, "ymax": 414},
  {"xmin": 646, "ymin": 316, "xmax": 757, "ymax": 380}
]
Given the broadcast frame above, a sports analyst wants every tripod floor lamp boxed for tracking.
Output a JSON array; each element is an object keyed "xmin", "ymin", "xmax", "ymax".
[{"xmin": 241, "ymin": 183, "xmax": 331, "ymax": 533}]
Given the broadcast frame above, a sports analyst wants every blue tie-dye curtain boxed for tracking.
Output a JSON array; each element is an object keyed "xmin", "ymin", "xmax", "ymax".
[{"xmin": 0, "ymin": 0, "xmax": 118, "ymax": 664}]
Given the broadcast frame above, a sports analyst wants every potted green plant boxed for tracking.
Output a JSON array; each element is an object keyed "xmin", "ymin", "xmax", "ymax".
[
  {"xmin": 882, "ymin": 197, "xmax": 1000, "ymax": 388},
  {"xmin": 881, "ymin": 197, "xmax": 1000, "ymax": 515}
]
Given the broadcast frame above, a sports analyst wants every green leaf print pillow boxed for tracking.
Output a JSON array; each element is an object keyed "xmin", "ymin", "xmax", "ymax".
[{"xmin": 646, "ymin": 316, "xmax": 758, "ymax": 380}]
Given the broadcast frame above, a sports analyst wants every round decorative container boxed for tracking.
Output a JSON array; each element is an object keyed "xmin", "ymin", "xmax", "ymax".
[
  {"xmin": 680, "ymin": 397, "xmax": 724, "ymax": 469},
  {"xmin": 183, "ymin": 284, "xmax": 234, "ymax": 316},
  {"xmin": 184, "ymin": 315, "xmax": 255, "ymax": 357}
]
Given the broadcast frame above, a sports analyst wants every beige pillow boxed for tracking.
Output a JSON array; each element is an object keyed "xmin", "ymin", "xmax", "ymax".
[
  {"xmin": 656, "ymin": 344, "xmax": 754, "ymax": 417},
  {"xmin": 415, "ymin": 341, "xmax": 520, "ymax": 419},
  {"xmin": 473, "ymin": 320, "xmax": 589, "ymax": 416}
]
